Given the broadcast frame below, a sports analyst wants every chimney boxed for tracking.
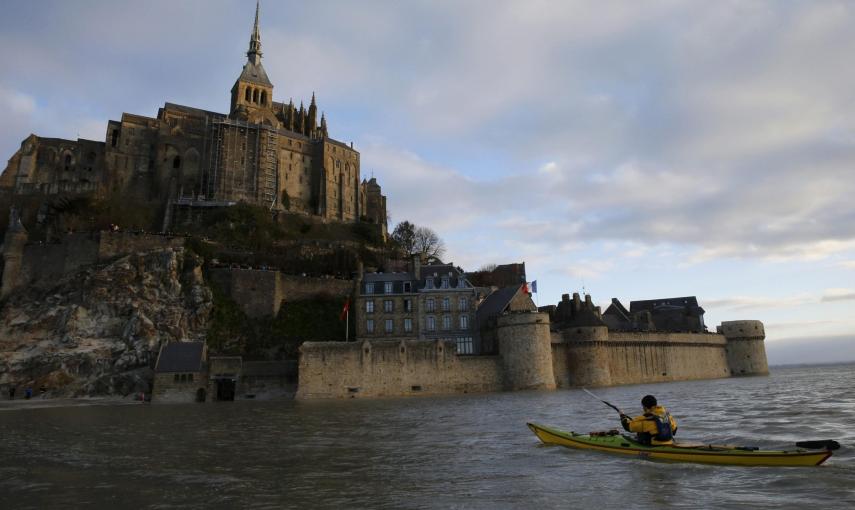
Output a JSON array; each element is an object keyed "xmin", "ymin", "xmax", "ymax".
[{"xmin": 411, "ymin": 254, "xmax": 421, "ymax": 280}]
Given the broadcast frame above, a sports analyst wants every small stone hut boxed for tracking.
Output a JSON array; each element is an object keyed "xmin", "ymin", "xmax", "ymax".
[{"xmin": 153, "ymin": 342, "xmax": 208, "ymax": 403}]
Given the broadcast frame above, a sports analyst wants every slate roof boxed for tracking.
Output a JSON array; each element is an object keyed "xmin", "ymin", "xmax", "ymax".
[
  {"xmin": 238, "ymin": 61, "xmax": 273, "ymax": 87},
  {"xmin": 363, "ymin": 272, "xmax": 415, "ymax": 283},
  {"xmin": 630, "ymin": 296, "xmax": 703, "ymax": 314},
  {"xmin": 155, "ymin": 342, "xmax": 205, "ymax": 373},
  {"xmin": 476, "ymin": 285, "xmax": 523, "ymax": 330}
]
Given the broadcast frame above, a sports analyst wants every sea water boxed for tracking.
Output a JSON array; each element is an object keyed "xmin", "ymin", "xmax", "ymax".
[{"xmin": 1, "ymin": 364, "xmax": 854, "ymax": 509}]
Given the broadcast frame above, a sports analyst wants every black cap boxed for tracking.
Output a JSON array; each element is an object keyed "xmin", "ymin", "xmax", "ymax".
[{"xmin": 641, "ymin": 395, "xmax": 657, "ymax": 408}]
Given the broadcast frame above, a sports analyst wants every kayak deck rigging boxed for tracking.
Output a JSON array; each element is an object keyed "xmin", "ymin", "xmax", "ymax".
[{"xmin": 527, "ymin": 422, "xmax": 836, "ymax": 467}]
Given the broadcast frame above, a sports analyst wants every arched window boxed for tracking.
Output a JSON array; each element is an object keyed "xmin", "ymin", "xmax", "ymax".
[
  {"xmin": 253, "ymin": 89, "xmax": 259, "ymax": 103},
  {"xmin": 64, "ymin": 154, "xmax": 72, "ymax": 169},
  {"xmin": 173, "ymin": 155, "xmax": 181, "ymax": 169},
  {"xmin": 110, "ymin": 129, "xmax": 119, "ymax": 147},
  {"xmin": 245, "ymin": 87, "xmax": 251, "ymax": 102},
  {"xmin": 260, "ymin": 90, "xmax": 267, "ymax": 105}
]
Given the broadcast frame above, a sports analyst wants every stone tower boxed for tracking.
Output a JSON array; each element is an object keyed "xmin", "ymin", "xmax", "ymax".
[
  {"xmin": 230, "ymin": 1, "xmax": 274, "ymax": 118},
  {"xmin": 496, "ymin": 312, "xmax": 555, "ymax": 390},
  {"xmin": 1, "ymin": 206, "xmax": 28, "ymax": 299},
  {"xmin": 718, "ymin": 320, "xmax": 769, "ymax": 376}
]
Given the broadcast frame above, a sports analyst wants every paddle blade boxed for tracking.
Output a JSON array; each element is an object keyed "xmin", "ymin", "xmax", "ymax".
[{"xmin": 795, "ymin": 440, "xmax": 841, "ymax": 451}]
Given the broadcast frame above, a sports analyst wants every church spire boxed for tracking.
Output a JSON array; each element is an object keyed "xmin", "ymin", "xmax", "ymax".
[{"xmin": 247, "ymin": 1, "xmax": 262, "ymax": 65}]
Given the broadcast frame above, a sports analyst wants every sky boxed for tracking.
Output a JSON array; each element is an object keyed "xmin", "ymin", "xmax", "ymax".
[{"xmin": 1, "ymin": 0, "xmax": 853, "ymax": 364}]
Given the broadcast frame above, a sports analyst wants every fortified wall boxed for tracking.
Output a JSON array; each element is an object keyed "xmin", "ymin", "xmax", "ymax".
[
  {"xmin": 208, "ymin": 267, "xmax": 352, "ymax": 318},
  {"xmin": 297, "ymin": 312, "xmax": 554, "ymax": 398},
  {"xmin": 1, "ymin": 228, "xmax": 185, "ymax": 297},
  {"xmin": 296, "ymin": 310, "xmax": 769, "ymax": 399}
]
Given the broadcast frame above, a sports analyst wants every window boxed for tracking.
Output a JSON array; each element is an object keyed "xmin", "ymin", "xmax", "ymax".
[
  {"xmin": 111, "ymin": 129, "xmax": 119, "ymax": 147},
  {"xmin": 441, "ymin": 277, "xmax": 449, "ymax": 289},
  {"xmin": 426, "ymin": 316, "xmax": 436, "ymax": 331},
  {"xmin": 365, "ymin": 282, "xmax": 374, "ymax": 294},
  {"xmin": 366, "ymin": 319, "xmax": 374, "ymax": 333},
  {"xmin": 426, "ymin": 277, "xmax": 434, "ymax": 289},
  {"xmin": 173, "ymin": 156, "xmax": 181, "ymax": 169},
  {"xmin": 404, "ymin": 299, "xmax": 412, "ymax": 312},
  {"xmin": 403, "ymin": 282, "xmax": 412, "ymax": 292},
  {"xmin": 188, "ymin": 373, "xmax": 194, "ymax": 382},
  {"xmin": 245, "ymin": 88, "xmax": 252, "ymax": 102},
  {"xmin": 384, "ymin": 282, "xmax": 393, "ymax": 294},
  {"xmin": 365, "ymin": 300, "xmax": 374, "ymax": 314},
  {"xmin": 442, "ymin": 315, "xmax": 451, "ymax": 330},
  {"xmin": 173, "ymin": 374, "xmax": 179, "ymax": 382},
  {"xmin": 459, "ymin": 297, "xmax": 468, "ymax": 311},
  {"xmin": 460, "ymin": 315, "xmax": 469, "ymax": 330},
  {"xmin": 385, "ymin": 319, "xmax": 393, "ymax": 333},
  {"xmin": 384, "ymin": 300, "xmax": 393, "ymax": 313},
  {"xmin": 456, "ymin": 337, "xmax": 474, "ymax": 355},
  {"xmin": 442, "ymin": 298, "xmax": 450, "ymax": 311},
  {"xmin": 261, "ymin": 90, "xmax": 267, "ymax": 105},
  {"xmin": 404, "ymin": 318, "xmax": 413, "ymax": 332},
  {"xmin": 458, "ymin": 277, "xmax": 466, "ymax": 289},
  {"xmin": 426, "ymin": 298, "xmax": 435, "ymax": 312},
  {"xmin": 253, "ymin": 89, "xmax": 259, "ymax": 103}
]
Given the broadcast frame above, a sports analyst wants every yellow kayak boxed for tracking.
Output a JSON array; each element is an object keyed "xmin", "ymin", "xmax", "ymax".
[{"xmin": 527, "ymin": 422, "xmax": 838, "ymax": 467}]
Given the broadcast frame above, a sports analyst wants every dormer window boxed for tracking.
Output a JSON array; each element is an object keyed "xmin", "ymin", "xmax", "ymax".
[
  {"xmin": 365, "ymin": 282, "xmax": 374, "ymax": 294},
  {"xmin": 403, "ymin": 282, "xmax": 412, "ymax": 293},
  {"xmin": 426, "ymin": 277, "xmax": 434, "ymax": 289},
  {"xmin": 384, "ymin": 282, "xmax": 393, "ymax": 294},
  {"xmin": 441, "ymin": 277, "xmax": 449, "ymax": 289}
]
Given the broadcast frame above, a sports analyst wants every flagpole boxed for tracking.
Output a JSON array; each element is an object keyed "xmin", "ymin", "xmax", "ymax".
[{"xmin": 346, "ymin": 308, "xmax": 349, "ymax": 342}]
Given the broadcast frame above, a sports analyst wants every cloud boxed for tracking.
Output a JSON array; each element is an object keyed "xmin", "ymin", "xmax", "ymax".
[
  {"xmin": 704, "ymin": 294, "xmax": 815, "ymax": 312},
  {"xmin": 821, "ymin": 288, "xmax": 855, "ymax": 303}
]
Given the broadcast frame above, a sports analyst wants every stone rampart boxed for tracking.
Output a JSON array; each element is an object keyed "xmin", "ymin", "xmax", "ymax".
[
  {"xmin": 209, "ymin": 267, "xmax": 352, "ymax": 318},
  {"xmin": 279, "ymin": 274, "xmax": 351, "ymax": 300},
  {"xmin": 553, "ymin": 331, "xmax": 730, "ymax": 388},
  {"xmin": 295, "ymin": 339, "xmax": 503, "ymax": 399}
]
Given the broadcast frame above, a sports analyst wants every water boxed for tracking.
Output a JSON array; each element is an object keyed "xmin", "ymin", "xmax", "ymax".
[{"xmin": 1, "ymin": 364, "xmax": 854, "ymax": 509}]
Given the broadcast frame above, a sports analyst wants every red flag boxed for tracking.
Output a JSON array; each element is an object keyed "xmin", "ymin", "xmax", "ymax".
[
  {"xmin": 339, "ymin": 298, "xmax": 350, "ymax": 321},
  {"xmin": 521, "ymin": 282, "xmax": 529, "ymax": 294}
]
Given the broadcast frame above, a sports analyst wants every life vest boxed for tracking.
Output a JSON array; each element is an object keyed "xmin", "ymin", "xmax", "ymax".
[{"xmin": 646, "ymin": 412, "xmax": 673, "ymax": 442}]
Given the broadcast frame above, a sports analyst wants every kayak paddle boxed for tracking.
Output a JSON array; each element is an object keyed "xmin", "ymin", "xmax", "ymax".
[
  {"xmin": 582, "ymin": 388, "xmax": 626, "ymax": 417},
  {"xmin": 795, "ymin": 440, "xmax": 841, "ymax": 451}
]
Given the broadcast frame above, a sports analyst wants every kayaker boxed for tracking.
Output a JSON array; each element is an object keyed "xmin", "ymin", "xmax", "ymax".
[{"xmin": 620, "ymin": 395, "xmax": 678, "ymax": 446}]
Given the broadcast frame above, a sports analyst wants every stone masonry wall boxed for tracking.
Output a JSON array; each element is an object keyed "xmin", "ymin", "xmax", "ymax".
[
  {"xmin": 296, "ymin": 339, "xmax": 503, "ymax": 399},
  {"xmin": 553, "ymin": 331, "xmax": 730, "ymax": 388},
  {"xmin": 98, "ymin": 231, "xmax": 185, "ymax": 260},
  {"xmin": 209, "ymin": 267, "xmax": 352, "ymax": 318}
]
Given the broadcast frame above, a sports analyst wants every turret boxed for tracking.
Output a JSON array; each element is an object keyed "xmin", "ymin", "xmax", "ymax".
[
  {"xmin": 496, "ymin": 312, "xmax": 555, "ymax": 390},
  {"xmin": 718, "ymin": 320, "xmax": 769, "ymax": 376},
  {"xmin": 308, "ymin": 93, "xmax": 318, "ymax": 137}
]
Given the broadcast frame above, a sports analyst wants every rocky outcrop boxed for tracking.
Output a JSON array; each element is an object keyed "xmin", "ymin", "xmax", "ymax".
[{"xmin": 0, "ymin": 248, "xmax": 212, "ymax": 397}]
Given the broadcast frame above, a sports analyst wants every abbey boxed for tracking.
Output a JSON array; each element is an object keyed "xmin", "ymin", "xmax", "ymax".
[{"xmin": 0, "ymin": 3, "xmax": 386, "ymax": 227}]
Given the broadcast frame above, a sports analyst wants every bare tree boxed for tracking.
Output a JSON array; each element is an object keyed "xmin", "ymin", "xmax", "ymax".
[{"xmin": 413, "ymin": 226, "xmax": 445, "ymax": 260}]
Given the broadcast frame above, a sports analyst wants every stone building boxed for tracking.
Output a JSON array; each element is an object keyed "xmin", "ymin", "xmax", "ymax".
[
  {"xmin": 152, "ymin": 341, "xmax": 208, "ymax": 403},
  {"xmin": 354, "ymin": 257, "xmax": 477, "ymax": 354},
  {"xmin": 603, "ymin": 296, "xmax": 706, "ymax": 333},
  {"xmin": 0, "ymin": 2, "xmax": 387, "ymax": 230}
]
